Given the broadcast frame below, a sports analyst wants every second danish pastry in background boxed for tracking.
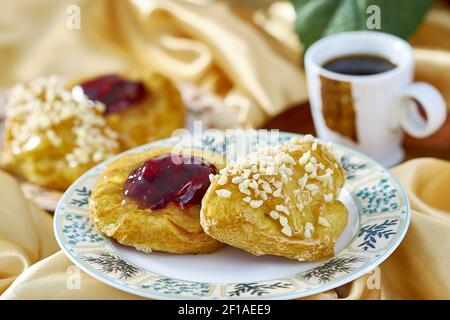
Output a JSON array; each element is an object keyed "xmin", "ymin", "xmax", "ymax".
[
  {"xmin": 1, "ymin": 72, "xmax": 185, "ymax": 191},
  {"xmin": 70, "ymin": 72, "xmax": 185, "ymax": 150},
  {"xmin": 1, "ymin": 76, "xmax": 121, "ymax": 191}
]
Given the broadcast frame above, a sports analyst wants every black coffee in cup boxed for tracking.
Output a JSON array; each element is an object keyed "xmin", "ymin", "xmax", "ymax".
[{"xmin": 322, "ymin": 54, "xmax": 396, "ymax": 76}]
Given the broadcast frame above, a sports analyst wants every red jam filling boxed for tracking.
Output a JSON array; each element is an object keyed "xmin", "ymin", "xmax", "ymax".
[
  {"xmin": 80, "ymin": 74, "xmax": 147, "ymax": 114},
  {"xmin": 123, "ymin": 154, "xmax": 217, "ymax": 210}
]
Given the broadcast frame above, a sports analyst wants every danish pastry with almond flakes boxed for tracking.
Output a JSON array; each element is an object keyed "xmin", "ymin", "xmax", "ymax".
[
  {"xmin": 200, "ymin": 135, "xmax": 348, "ymax": 261},
  {"xmin": 1, "ymin": 72, "xmax": 185, "ymax": 191},
  {"xmin": 1, "ymin": 76, "xmax": 121, "ymax": 191}
]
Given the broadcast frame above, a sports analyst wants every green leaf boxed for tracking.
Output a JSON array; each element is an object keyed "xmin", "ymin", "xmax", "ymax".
[{"xmin": 292, "ymin": 0, "xmax": 433, "ymax": 50}]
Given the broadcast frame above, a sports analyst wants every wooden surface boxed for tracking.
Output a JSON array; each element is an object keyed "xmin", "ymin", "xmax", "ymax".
[{"xmin": 262, "ymin": 102, "xmax": 450, "ymax": 164}]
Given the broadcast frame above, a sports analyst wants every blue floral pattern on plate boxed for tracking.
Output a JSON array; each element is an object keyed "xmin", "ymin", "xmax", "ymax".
[
  {"xmin": 355, "ymin": 178, "xmax": 400, "ymax": 214},
  {"xmin": 68, "ymin": 186, "xmax": 92, "ymax": 209},
  {"xmin": 62, "ymin": 214, "xmax": 104, "ymax": 245},
  {"xmin": 339, "ymin": 155, "xmax": 368, "ymax": 180},
  {"xmin": 54, "ymin": 130, "xmax": 410, "ymax": 299},
  {"xmin": 300, "ymin": 256, "xmax": 366, "ymax": 284},
  {"xmin": 226, "ymin": 281, "xmax": 294, "ymax": 297},
  {"xmin": 82, "ymin": 251, "xmax": 140, "ymax": 279},
  {"xmin": 357, "ymin": 219, "xmax": 399, "ymax": 251},
  {"xmin": 141, "ymin": 278, "xmax": 210, "ymax": 297}
]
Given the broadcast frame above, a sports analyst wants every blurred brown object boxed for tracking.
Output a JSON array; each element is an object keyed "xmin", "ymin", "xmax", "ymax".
[
  {"xmin": 263, "ymin": 101, "xmax": 315, "ymax": 135},
  {"xmin": 406, "ymin": 5, "xmax": 450, "ymax": 159},
  {"xmin": 410, "ymin": 7, "xmax": 450, "ymax": 51},
  {"xmin": 320, "ymin": 76, "xmax": 357, "ymax": 142}
]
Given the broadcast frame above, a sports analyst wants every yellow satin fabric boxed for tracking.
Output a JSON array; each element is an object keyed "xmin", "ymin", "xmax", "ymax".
[
  {"xmin": 1, "ymin": 158, "xmax": 449, "ymax": 299},
  {"xmin": 0, "ymin": 0, "xmax": 449, "ymax": 299},
  {"xmin": 0, "ymin": 0, "xmax": 307, "ymax": 128}
]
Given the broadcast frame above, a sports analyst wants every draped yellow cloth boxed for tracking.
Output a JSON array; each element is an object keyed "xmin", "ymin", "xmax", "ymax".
[
  {"xmin": 0, "ymin": 0, "xmax": 307, "ymax": 128},
  {"xmin": 1, "ymin": 158, "xmax": 449, "ymax": 300},
  {"xmin": 0, "ymin": 0, "xmax": 449, "ymax": 299}
]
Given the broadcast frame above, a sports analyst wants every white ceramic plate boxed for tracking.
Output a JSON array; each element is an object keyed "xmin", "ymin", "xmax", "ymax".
[{"xmin": 54, "ymin": 130, "xmax": 410, "ymax": 299}]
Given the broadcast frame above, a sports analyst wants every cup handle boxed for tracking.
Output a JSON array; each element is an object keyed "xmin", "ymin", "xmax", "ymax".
[{"xmin": 398, "ymin": 82, "xmax": 447, "ymax": 138}]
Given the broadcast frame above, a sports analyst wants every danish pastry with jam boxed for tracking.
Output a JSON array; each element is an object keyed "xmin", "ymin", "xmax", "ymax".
[
  {"xmin": 70, "ymin": 72, "xmax": 185, "ymax": 150},
  {"xmin": 201, "ymin": 135, "xmax": 348, "ymax": 261},
  {"xmin": 89, "ymin": 148, "xmax": 225, "ymax": 254}
]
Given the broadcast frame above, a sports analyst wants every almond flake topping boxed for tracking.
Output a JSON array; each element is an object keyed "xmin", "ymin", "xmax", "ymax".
[
  {"xmin": 305, "ymin": 222, "xmax": 315, "ymax": 232},
  {"xmin": 5, "ymin": 76, "xmax": 119, "ymax": 167},
  {"xmin": 269, "ymin": 210, "xmax": 279, "ymax": 219},
  {"xmin": 318, "ymin": 216, "xmax": 331, "ymax": 227},
  {"xmin": 288, "ymin": 144, "xmax": 302, "ymax": 152},
  {"xmin": 281, "ymin": 226, "xmax": 293, "ymax": 237},
  {"xmin": 215, "ymin": 189, "xmax": 231, "ymax": 198},
  {"xmin": 305, "ymin": 162, "xmax": 315, "ymax": 173},
  {"xmin": 217, "ymin": 175, "xmax": 228, "ymax": 185},
  {"xmin": 238, "ymin": 183, "xmax": 251, "ymax": 196},
  {"xmin": 273, "ymin": 188, "xmax": 282, "ymax": 198},
  {"xmin": 276, "ymin": 204, "xmax": 290, "ymax": 215},
  {"xmin": 250, "ymin": 199, "xmax": 263, "ymax": 208},
  {"xmin": 273, "ymin": 180, "xmax": 283, "ymax": 189},
  {"xmin": 304, "ymin": 222, "xmax": 315, "ymax": 239},
  {"xmin": 299, "ymin": 151, "xmax": 311, "ymax": 165},
  {"xmin": 298, "ymin": 174, "xmax": 308, "ymax": 189},
  {"xmin": 249, "ymin": 180, "xmax": 258, "ymax": 190},
  {"xmin": 279, "ymin": 215, "xmax": 289, "ymax": 226},
  {"xmin": 305, "ymin": 184, "xmax": 319, "ymax": 192},
  {"xmin": 304, "ymin": 228, "xmax": 312, "ymax": 239},
  {"xmin": 231, "ymin": 176, "xmax": 244, "ymax": 184},
  {"xmin": 260, "ymin": 191, "xmax": 268, "ymax": 200},
  {"xmin": 261, "ymin": 181, "xmax": 272, "ymax": 194},
  {"xmin": 212, "ymin": 136, "xmax": 341, "ymax": 238},
  {"xmin": 316, "ymin": 172, "xmax": 332, "ymax": 183}
]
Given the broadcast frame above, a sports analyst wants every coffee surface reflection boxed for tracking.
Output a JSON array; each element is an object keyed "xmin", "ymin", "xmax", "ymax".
[{"xmin": 323, "ymin": 54, "xmax": 396, "ymax": 76}]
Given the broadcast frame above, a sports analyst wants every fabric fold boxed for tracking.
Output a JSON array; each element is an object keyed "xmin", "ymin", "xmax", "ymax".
[
  {"xmin": 1, "ymin": 157, "xmax": 449, "ymax": 299},
  {"xmin": 0, "ymin": 0, "xmax": 449, "ymax": 300},
  {"xmin": 0, "ymin": 0, "xmax": 308, "ymax": 127},
  {"xmin": 0, "ymin": 171, "xmax": 59, "ymax": 294}
]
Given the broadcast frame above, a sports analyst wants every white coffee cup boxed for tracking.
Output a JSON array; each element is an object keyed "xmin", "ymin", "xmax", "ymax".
[{"xmin": 305, "ymin": 31, "xmax": 447, "ymax": 167}]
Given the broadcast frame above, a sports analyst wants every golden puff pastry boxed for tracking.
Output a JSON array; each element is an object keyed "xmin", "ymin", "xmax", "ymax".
[
  {"xmin": 201, "ymin": 135, "xmax": 348, "ymax": 261},
  {"xmin": 1, "ymin": 76, "xmax": 120, "ymax": 191},
  {"xmin": 89, "ymin": 147, "xmax": 225, "ymax": 254},
  {"xmin": 69, "ymin": 72, "xmax": 185, "ymax": 150}
]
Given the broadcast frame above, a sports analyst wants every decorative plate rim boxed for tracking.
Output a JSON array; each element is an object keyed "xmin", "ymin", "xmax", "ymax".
[{"xmin": 54, "ymin": 130, "xmax": 410, "ymax": 300}]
